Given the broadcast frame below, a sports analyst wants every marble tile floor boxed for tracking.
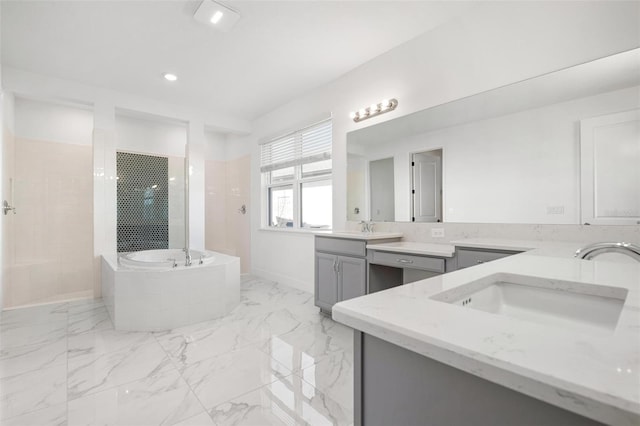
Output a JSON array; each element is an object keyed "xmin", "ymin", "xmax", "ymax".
[{"xmin": 0, "ymin": 277, "xmax": 354, "ymax": 425}]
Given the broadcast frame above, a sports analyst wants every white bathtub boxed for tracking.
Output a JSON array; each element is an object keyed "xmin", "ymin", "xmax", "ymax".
[
  {"xmin": 118, "ymin": 249, "xmax": 216, "ymax": 270},
  {"xmin": 102, "ymin": 249, "xmax": 240, "ymax": 331}
]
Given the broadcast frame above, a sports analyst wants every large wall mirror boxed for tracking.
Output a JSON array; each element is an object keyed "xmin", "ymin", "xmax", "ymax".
[{"xmin": 347, "ymin": 49, "xmax": 640, "ymax": 225}]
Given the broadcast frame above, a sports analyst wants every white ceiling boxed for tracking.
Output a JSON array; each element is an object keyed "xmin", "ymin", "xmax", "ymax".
[{"xmin": 1, "ymin": 1, "xmax": 476, "ymax": 121}]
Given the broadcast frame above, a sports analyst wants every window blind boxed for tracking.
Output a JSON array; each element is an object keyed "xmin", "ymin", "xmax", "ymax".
[{"xmin": 260, "ymin": 119, "xmax": 332, "ymax": 173}]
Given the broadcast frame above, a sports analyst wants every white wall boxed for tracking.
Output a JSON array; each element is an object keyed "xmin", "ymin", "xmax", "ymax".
[
  {"xmin": 0, "ymin": 87, "xmax": 13, "ymax": 309},
  {"xmin": 115, "ymin": 114, "xmax": 186, "ymax": 158},
  {"xmin": 241, "ymin": 1, "xmax": 640, "ymax": 293},
  {"xmin": 205, "ymin": 131, "xmax": 227, "ymax": 161},
  {"xmin": 15, "ymin": 98, "xmax": 93, "ymax": 145}
]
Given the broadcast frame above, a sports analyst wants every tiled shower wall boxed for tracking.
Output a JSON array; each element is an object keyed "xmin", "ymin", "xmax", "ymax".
[
  {"xmin": 5, "ymin": 137, "xmax": 93, "ymax": 307},
  {"xmin": 205, "ymin": 155, "xmax": 251, "ymax": 273},
  {"xmin": 116, "ymin": 152, "xmax": 185, "ymax": 252},
  {"xmin": 116, "ymin": 152, "xmax": 169, "ymax": 252}
]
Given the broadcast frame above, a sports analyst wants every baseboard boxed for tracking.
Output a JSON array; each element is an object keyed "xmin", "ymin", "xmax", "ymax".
[{"xmin": 250, "ymin": 267, "xmax": 313, "ymax": 294}]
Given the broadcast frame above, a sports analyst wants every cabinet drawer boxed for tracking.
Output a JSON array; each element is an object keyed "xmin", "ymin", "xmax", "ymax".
[
  {"xmin": 456, "ymin": 248, "xmax": 521, "ymax": 269},
  {"xmin": 369, "ymin": 250, "xmax": 445, "ymax": 273},
  {"xmin": 316, "ymin": 237, "xmax": 366, "ymax": 257}
]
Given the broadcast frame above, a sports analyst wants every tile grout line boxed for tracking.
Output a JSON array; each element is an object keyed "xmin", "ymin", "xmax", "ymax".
[{"xmin": 151, "ymin": 331, "xmax": 215, "ymax": 425}]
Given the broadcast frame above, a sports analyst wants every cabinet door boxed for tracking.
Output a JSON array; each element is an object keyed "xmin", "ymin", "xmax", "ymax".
[
  {"xmin": 315, "ymin": 252, "xmax": 338, "ymax": 309},
  {"xmin": 339, "ymin": 256, "xmax": 367, "ymax": 302}
]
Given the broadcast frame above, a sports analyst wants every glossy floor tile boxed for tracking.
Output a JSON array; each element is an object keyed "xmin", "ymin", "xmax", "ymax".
[
  {"xmin": 210, "ymin": 375, "xmax": 351, "ymax": 426},
  {"xmin": 0, "ymin": 277, "xmax": 355, "ymax": 425}
]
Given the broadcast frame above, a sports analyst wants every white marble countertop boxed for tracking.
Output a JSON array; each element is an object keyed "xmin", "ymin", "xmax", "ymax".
[
  {"xmin": 315, "ymin": 231, "xmax": 403, "ymax": 240},
  {"xmin": 333, "ymin": 247, "xmax": 640, "ymax": 425},
  {"xmin": 366, "ymin": 241, "xmax": 456, "ymax": 258}
]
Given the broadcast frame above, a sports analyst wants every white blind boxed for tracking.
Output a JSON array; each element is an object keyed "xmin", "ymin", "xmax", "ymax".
[{"xmin": 260, "ymin": 119, "xmax": 332, "ymax": 173}]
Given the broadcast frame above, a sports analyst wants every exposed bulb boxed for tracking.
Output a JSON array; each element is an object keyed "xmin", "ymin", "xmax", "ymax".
[
  {"xmin": 359, "ymin": 108, "xmax": 367, "ymax": 116},
  {"xmin": 349, "ymin": 111, "xmax": 357, "ymax": 119},
  {"xmin": 380, "ymin": 99, "xmax": 390, "ymax": 110}
]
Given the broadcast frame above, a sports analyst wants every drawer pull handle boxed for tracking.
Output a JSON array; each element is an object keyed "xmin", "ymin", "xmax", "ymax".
[
  {"xmin": 477, "ymin": 260, "xmax": 485, "ymax": 264},
  {"xmin": 397, "ymin": 259, "xmax": 414, "ymax": 264}
]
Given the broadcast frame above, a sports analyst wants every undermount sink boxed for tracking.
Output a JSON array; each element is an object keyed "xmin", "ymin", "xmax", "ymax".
[{"xmin": 431, "ymin": 273, "xmax": 628, "ymax": 334}]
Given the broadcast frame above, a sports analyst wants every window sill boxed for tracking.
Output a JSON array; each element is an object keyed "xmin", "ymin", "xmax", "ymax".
[{"xmin": 258, "ymin": 227, "xmax": 332, "ymax": 236}]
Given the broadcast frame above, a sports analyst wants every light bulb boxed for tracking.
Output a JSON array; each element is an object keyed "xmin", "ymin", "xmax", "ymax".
[
  {"xmin": 349, "ymin": 111, "xmax": 357, "ymax": 119},
  {"xmin": 370, "ymin": 104, "xmax": 379, "ymax": 114},
  {"xmin": 380, "ymin": 99, "xmax": 390, "ymax": 110},
  {"xmin": 163, "ymin": 73, "xmax": 178, "ymax": 82},
  {"xmin": 359, "ymin": 109, "xmax": 367, "ymax": 116}
]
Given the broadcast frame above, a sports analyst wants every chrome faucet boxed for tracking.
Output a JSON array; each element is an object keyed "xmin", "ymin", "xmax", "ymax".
[
  {"xmin": 184, "ymin": 248, "xmax": 192, "ymax": 267},
  {"xmin": 359, "ymin": 220, "xmax": 374, "ymax": 233},
  {"xmin": 574, "ymin": 242, "xmax": 640, "ymax": 262}
]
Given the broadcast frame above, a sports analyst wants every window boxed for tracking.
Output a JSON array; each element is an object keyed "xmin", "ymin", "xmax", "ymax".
[{"xmin": 261, "ymin": 119, "xmax": 332, "ymax": 229}]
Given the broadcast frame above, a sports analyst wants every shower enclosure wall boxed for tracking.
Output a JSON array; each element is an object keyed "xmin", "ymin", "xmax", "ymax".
[
  {"xmin": 1, "ymin": 96, "xmax": 248, "ymax": 311},
  {"xmin": 2, "ymin": 98, "xmax": 94, "ymax": 308}
]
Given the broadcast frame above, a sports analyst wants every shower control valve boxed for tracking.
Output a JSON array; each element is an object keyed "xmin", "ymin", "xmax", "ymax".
[{"xmin": 3, "ymin": 200, "xmax": 16, "ymax": 215}]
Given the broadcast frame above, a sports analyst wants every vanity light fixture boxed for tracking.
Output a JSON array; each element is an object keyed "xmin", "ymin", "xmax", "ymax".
[
  {"xmin": 350, "ymin": 98, "xmax": 398, "ymax": 122},
  {"xmin": 194, "ymin": 0, "xmax": 241, "ymax": 32}
]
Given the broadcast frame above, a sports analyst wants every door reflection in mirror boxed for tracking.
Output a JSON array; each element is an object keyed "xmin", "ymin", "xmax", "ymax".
[
  {"xmin": 369, "ymin": 157, "xmax": 395, "ymax": 222},
  {"xmin": 412, "ymin": 149, "xmax": 442, "ymax": 223}
]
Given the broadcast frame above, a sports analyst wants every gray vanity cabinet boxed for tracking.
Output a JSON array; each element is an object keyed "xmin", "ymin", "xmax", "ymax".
[
  {"xmin": 315, "ymin": 235, "xmax": 399, "ymax": 313},
  {"xmin": 338, "ymin": 256, "xmax": 367, "ymax": 301},
  {"xmin": 456, "ymin": 246, "xmax": 522, "ymax": 269},
  {"xmin": 315, "ymin": 253, "xmax": 367, "ymax": 311},
  {"xmin": 315, "ymin": 252, "xmax": 340, "ymax": 308}
]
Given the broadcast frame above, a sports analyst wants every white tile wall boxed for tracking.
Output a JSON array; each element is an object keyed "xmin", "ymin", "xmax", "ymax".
[{"xmin": 102, "ymin": 255, "xmax": 240, "ymax": 331}]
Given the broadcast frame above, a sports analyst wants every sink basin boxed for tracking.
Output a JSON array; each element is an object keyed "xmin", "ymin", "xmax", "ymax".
[{"xmin": 431, "ymin": 273, "xmax": 628, "ymax": 334}]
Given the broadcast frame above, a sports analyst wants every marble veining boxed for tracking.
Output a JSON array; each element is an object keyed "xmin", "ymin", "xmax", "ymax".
[
  {"xmin": 0, "ymin": 276, "xmax": 353, "ymax": 425},
  {"xmin": 209, "ymin": 375, "xmax": 351, "ymax": 426}
]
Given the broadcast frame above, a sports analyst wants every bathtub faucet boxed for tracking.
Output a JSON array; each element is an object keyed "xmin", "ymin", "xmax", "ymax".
[{"xmin": 185, "ymin": 248, "xmax": 192, "ymax": 267}]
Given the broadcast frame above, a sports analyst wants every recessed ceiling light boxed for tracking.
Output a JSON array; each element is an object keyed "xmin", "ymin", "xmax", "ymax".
[
  {"xmin": 163, "ymin": 73, "xmax": 178, "ymax": 82},
  {"xmin": 194, "ymin": 0, "xmax": 240, "ymax": 32}
]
